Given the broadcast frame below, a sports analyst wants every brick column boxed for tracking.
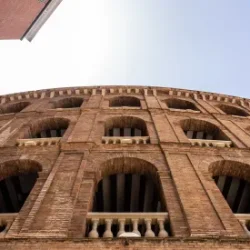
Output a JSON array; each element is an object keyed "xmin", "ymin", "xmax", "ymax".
[{"xmin": 165, "ymin": 152, "xmax": 225, "ymax": 236}]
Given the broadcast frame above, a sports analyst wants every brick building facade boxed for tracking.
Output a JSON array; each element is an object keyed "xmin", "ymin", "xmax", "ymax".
[
  {"xmin": 0, "ymin": 0, "xmax": 62, "ymax": 41},
  {"xmin": 0, "ymin": 85, "xmax": 250, "ymax": 249}
]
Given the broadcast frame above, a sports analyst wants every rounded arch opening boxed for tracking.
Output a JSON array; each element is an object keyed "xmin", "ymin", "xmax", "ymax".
[
  {"xmin": 109, "ymin": 96, "xmax": 141, "ymax": 107},
  {"xmin": 93, "ymin": 157, "xmax": 166, "ymax": 213},
  {"xmin": 0, "ymin": 159, "xmax": 42, "ymax": 213},
  {"xmin": 24, "ymin": 117, "xmax": 70, "ymax": 139},
  {"xmin": 52, "ymin": 97, "xmax": 83, "ymax": 109},
  {"xmin": 0, "ymin": 102, "xmax": 30, "ymax": 114},
  {"xmin": 165, "ymin": 98, "xmax": 199, "ymax": 111},
  {"xmin": 209, "ymin": 160, "xmax": 250, "ymax": 213},
  {"xmin": 181, "ymin": 118, "xmax": 230, "ymax": 141},
  {"xmin": 217, "ymin": 104, "xmax": 248, "ymax": 117},
  {"xmin": 105, "ymin": 116, "xmax": 148, "ymax": 137}
]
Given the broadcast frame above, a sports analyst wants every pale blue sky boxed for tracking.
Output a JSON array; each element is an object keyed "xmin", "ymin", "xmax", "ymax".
[{"xmin": 0, "ymin": 0, "xmax": 250, "ymax": 98}]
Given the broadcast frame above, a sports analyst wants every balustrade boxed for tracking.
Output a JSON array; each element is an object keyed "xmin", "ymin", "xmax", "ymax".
[
  {"xmin": 16, "ymin": 137, "xmax": 60, "ymax": 147},
  {"xmin": 102, "ymin": 136, "xmax": 150, "ymax": 145},
  {"xmin": 169, "ymin": 108, "xmax": 200, "ymax": 113},
  {"xmin": 86, "ymin": 212, "xmax": 169, "ymax": 238},
  {"xmin": 189, "ymin": 139, "xmax": 232, "ymax": 148}
]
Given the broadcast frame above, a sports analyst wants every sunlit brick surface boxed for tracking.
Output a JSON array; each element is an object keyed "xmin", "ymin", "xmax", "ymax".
[{"xmin": 0, "ymin": 86, "xmax": 250, "ymax": 249}]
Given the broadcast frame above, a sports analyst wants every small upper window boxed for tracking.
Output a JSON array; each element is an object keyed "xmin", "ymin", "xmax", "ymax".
[
  {"xmin": 104, "ymin": 116, "xmax": 148, "ymax": 137},
  {"xmin": 0, "ymin": 102, "xmax": 30, "ymax": 114},
  {"xmin": 52, "ymin": 97, "xmax": 83, "ymax": 109},
  {"xmin": 181, "ymin": 118, "xmax": 229, "ymax": 141},
  {"xmin": 109, "ymin": 96, "xmax": 141, "ymax": 107},
  {"xmin": 23, "ymin": 118, "xmax": 70, "ymax": 139},
  {"xmin": 165, "ymin": 98, "xmax": 199, "ymax": 111},
  {"xmin": 217, "ymin": 104, "xmax": 248, "ymax": 117}
]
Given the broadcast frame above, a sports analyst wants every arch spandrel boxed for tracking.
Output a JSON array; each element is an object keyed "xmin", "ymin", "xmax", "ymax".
[
  {"xmin": 197, "ymin": 157, "xmax": 250, "ymax": 174},
  {"xmin": 89, "ymin": 153, "xmax": 169, "ymax": 177},
  {"xmin": 209, "ymin": 160, "xmax": 250, "ymax": 182},
  {"xmin": 0, "ymin": 159, "xmax": 42, "ymax": 181}
]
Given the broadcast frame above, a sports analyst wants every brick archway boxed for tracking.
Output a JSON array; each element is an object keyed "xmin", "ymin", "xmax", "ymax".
[
  {"xmin": 22, "ymin": 117, "xmax": 70, "ymax": 139},
  {"xmin": 104, "ymin": 116, "xmax": 148, "ymax": 137},
  {"xmin": 109, "ymin": 96, "xmax": 141, "ymax": 107},
  {"xmin": 217, "ymin": 104, "xmax": 249, "ymax": 117},
  {"xmin": 0, "ymin": 159, "xmax": 42, "ymax": 181},
  {"xmin": 180, "ymin": 118, "xmax": 229, "ymax": 140},
  {"xmin": 51, "ymin": 97, "xmax": 84, "ymax": 109},
  {"xmin": 0, "ymin": 159, "xmax": 42, "ymax": 214},
  {"xmin": 0, "ymin": 101, "xmax": 30, "ymax": 114},
  {"xmin": 164, "ymin": 98, "xmax": 199, "ymax": 111}
]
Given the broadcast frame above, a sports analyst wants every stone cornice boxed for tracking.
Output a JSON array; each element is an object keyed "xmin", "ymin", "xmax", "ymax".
[{"xmin": 0, "ymin": 86, "xmax": 249, "ymax": 108}]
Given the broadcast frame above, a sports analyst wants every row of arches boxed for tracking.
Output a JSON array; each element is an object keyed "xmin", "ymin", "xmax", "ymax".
[
  {"xmin": 0, "ymin": 97, "xmax": 84, "ymax": 115},
  {"xmin": 1, "ymin": 157, "xmax": 250, "ymax": 235},
  {"xmin": 11, "ymin": 116, "xmax": 237, "ymax": 145},
  {"xmin": 0, "ymin": 96, "xmax": 249, "ymax": 117},
  {"xmin": 16, "ymin": 116, "xmax": 235, "ymax": 144}
]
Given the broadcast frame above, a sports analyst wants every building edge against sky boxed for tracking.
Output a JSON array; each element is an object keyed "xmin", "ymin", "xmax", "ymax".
[
  {"xmin": 0, "ymin": 85, "xmax": 249, "ymax": 249},
  {"xmin": 0, "ymin": 0, "xmax": 62, "ymax": 41}
]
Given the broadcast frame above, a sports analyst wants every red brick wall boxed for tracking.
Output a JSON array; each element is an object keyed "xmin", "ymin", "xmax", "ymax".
[
  {"xmin": 0, "ymin": 0, "xmax": 49, "ymax": 39},
  {"xmin": 0, "ymin": 86, "xmax": 250, "ymax": 248}
]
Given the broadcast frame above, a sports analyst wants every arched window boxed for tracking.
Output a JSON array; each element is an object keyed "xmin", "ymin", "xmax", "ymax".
[
  {"xmin": 0, "ymin": 102, "xmax": 30, "ymax": 114},
  {"xmin": 109, "ymin": 96, "xmax": 141, "ymax": 108},
  {"xmin": 93, "ymin": 173, "xmax": 164, "ymax": 213},
  {"xmin": 217, "ymin": 104, "xmax": 248, "ymax": 117},
  {"xmin": 52, "ymin": 97, "xmax": 83, "ymax": 109},
  {"xmin": 0, "ymin": 160, "xmax": 42, "ymax": 213},
  {"xmin": 24, "ymin": 117, "xmax": 70, "ymax": 139},
  {"xmin": 210, "ymin": 160, "xmax": 250, "ymax": 214},
  {"xmin": 104, "ymin": 116, "xmax": 148, "ymax": 137},
  {"xmin": 87, "ymin": 157, "xmax": 169, "ymax": 238},
  {"xmin": 181, "ymin": 118, "xmax": 229, "ymax": 141},
  {"xmin": 165, "ymin": 98, "xmax": 199, "ymax": 111}
]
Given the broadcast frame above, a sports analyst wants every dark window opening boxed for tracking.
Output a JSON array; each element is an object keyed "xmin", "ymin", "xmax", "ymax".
[
  {"xmin": 0, "ymin": 221, "xmax": 7, "ymax": 233},
  {"xmin": 52, "ymin": 97, "xmax": 83, "ymax": 109},
  {"xmin": 93, "ymin": 173, "xmax": 165, "ymax": 213},
  {"xmin": 0, "ymin": 102, "xmax": 30, "ymax": 114},
  {"xmin": 0, "ymin": 172, "xmax": 39, "ymax": 213},
  {"xmin": 25, "ymin": 118, "xmax": 70, "ymax": 139},
  {"xmin": 217, "ymin": 104, "xmax": 248, "ymax": 117},
  {"xmin": 109, "ymin": 96, "xmax": 141, "ymax": 107},
  {"xmin": 184, "ymin": 130, "xmax": 214, "ymax": 140},
  {"xmin": 213, "ymin": 175, "xmax": 250, "ymax": 213},
  {"xmin": 105, "ymin": 117, "xmax": 147, "ymax": 137},
  {"xmin": 181, "ymin": 119, "xmax": 229, "ymax": 141},
  {"xmin": 165, "ymin": 98, "xmax": 199, "ymax": 111},
  {"xmin": 34, "ymin": 128, "xmax": 66, "ymax": 138}
]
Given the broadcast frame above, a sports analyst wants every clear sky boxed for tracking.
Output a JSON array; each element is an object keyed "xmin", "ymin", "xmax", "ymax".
[{"xmin": 0, "ymin": 0, "xmax": 250, "ymax": 98}]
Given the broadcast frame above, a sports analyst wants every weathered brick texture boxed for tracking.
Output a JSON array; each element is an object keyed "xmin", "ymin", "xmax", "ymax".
[{"xmin": 0, "ymin": 86, "xmax": 250, "ymax": 249}]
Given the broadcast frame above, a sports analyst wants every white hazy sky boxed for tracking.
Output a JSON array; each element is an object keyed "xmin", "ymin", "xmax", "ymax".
[{"xmin": 0, "ymin": 0, "xmax": 250, "ymax": 97}]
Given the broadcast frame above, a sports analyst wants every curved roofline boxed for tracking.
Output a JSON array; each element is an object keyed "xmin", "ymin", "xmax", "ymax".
[{"xmin": 0, "ymin": 85, "xmax": 249, "ymax": 108}]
